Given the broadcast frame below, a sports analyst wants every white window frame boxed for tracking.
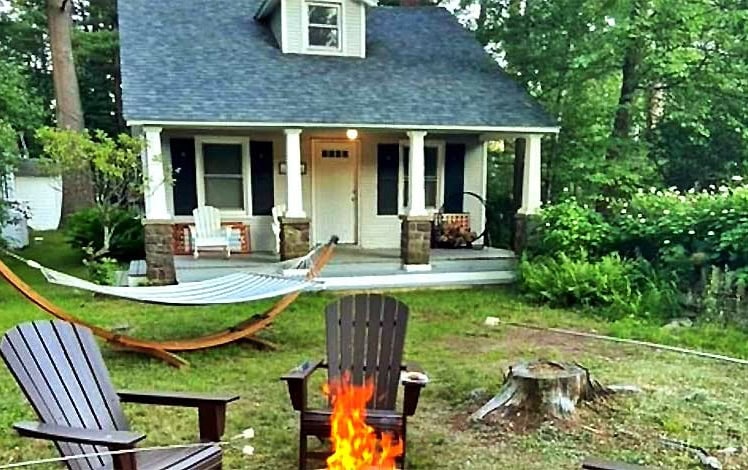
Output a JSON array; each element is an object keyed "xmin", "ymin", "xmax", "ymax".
[
  {"xmin": 194, "ymin": 136, "xmax": 252, "ymax": 217},
  {"xmin": 397, "ymin": 140, "xmax": 445, "ymax": 214},
  {"xmin": 303, "ymin": 0, "xmax": 344, "ymax": 55}
]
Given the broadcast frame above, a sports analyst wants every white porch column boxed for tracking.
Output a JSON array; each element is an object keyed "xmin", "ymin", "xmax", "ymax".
[
  {"xmin": 284, "ymin": 128, "xmax": 306, "ymax": 218},
  {"xmin": 518, "ymin": 134, "xmax": 542, "ymax": 215},
  {"xmin": 142, "ymin": 126, "xmax": 170, "ymax": 220},
  {"xmin": 406, "ymin": 130, "xmax": 428, "ymax": 217}
]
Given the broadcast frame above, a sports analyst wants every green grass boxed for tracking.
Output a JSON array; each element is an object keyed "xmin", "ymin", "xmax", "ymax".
[{"xmin": 1, "ymin": 232, "xmax": 747, "ymax": 469}]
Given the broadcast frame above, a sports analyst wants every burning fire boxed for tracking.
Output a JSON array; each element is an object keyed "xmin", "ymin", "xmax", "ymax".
[{"xmin": 324, "ymin": 373, "xmax": 403, "ymax": 469}]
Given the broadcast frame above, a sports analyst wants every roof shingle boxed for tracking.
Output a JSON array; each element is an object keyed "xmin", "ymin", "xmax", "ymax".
[{"xmin": 118, "ymin": 0, "xmax": 557, "ymax": 129}]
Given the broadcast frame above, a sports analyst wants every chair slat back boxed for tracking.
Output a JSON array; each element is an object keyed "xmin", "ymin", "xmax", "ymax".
[
  {"xmin": 0, "ymin": 321, "xmax": 129, "ymax": 470},
  {"xmin": 193, "ymin": 206, "xmax": 222, "ymax": 237},
  {"xmin": 325, "ymin": 294, "xmax": 409, "ymax": 410}
]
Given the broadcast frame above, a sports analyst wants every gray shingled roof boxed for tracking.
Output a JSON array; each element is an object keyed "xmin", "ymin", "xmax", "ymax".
[{"xmin": 118, "ymin": 0, "xmax": 557, "ymax": 129}]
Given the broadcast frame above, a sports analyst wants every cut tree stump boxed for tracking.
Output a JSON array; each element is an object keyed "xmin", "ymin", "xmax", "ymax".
[{"xmin": 471, "ymin": 360, "xmax": 610, "ymax": 422}]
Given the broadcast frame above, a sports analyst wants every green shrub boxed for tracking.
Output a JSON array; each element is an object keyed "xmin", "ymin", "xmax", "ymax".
[
  {"xmin": 83, "ymin": 256, "xmax": 120, "ymax": 286},
  {"xmin": 65, "ymin": 208, "xmax": 144, "ymax": 261},
  {"xmin": 520, "ymin": 253, "xmax": 680, "ymax": 320},
  {"xmin": 608, "ymin": 184, "xmax": 748, "ymax": 271},
  {"xmin": 531, "ymin": 198, "xmax": 611, "ymax": 259}
]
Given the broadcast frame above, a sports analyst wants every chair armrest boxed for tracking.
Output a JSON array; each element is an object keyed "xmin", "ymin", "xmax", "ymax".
[
  {"xmin": 118, "ymin": 390, "xmax": 239, "ymax": 407},
  {"xmin": 118, "ymin": 391, "xmax": 239, "ymax": 442},
  {"xmin": 400, "ymin": 362, "xmax": 427, "ymax": 417},
  {"xmin": 14, "ymin": 421, "xmax": 145, "ymax": 449},
  {"xmin": 281, "ymin": 359, "xmax": 325, "ymax": 411}
]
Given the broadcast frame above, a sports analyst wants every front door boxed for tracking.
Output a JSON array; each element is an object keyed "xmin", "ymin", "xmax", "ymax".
[{"xmin": 313, "ymin": 140, "xmax": 357, "ymax": 244}]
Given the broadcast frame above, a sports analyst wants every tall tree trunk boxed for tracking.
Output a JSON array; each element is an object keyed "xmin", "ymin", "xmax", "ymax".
[
  {"xmin": 606, "ymin": 44, "xmax": 640, "ymax": 161},
  {"xmin": 48, "ymin": 0, "xmax": 95, "ymax": 218}
]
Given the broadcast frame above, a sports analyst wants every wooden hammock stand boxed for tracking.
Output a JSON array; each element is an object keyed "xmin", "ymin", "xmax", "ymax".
[{"xmin": 0, "ymin": 240, "xmax": 337, "ymax": 368}]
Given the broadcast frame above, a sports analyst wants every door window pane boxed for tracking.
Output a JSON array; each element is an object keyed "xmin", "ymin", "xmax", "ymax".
[{"xmin": 203, "ymin": 143, "xmax": 244, "ymax": 210}]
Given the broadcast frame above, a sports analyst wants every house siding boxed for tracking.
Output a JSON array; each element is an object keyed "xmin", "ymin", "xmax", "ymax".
[
  {"xmin": 12, "ymin": 176, "xmax": 62, "ymax": 231},
  {"xmin": 282, "ymin": 0, "xmax": 365, "ymax": 57},
  {"xmin": 160, "ymin": 129, "xmax": 487, "ymax": 253}
]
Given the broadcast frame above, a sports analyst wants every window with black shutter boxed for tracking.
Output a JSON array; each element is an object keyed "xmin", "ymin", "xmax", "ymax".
[
  {"xmin": 443, "ymin": 143, "xmax": 466, "ymax": 212},
  {"xmin": 250, "ymin": 140, "xmax": 274, "ymax": 216},
  {"xmin": 377, "ymin": 144, "xmax": 399, "ymax": 215},
  {"xmin": 170, "ymin": 138, "xmax": 197, "ymax": 216}
]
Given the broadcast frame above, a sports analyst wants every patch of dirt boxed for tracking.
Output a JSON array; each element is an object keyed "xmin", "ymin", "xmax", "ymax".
[{"xmin": 443, "ymin": 327, "xmax": 638, "ymax": 361}]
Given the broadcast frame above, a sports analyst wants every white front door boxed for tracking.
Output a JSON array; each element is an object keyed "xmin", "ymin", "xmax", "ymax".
[{"xmin": 313, "ymin": 140, "xmax": 357, "ymax": 244}]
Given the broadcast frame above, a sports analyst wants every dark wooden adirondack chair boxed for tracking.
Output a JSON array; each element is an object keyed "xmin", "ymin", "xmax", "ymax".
[
  {"xmin": 282, "ymin": 294, "xmax": 425, "ymax": 470},
  {"xmin": 0, "ymin": 320, "xmax": 239, "ymax": 470}
]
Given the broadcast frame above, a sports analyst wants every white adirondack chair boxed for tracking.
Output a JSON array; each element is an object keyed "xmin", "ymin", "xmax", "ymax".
[
  {"xmin": 271, "ymin": 204, "xmax": 286, "ymax": 254},
  {"xmin": 190, "ymin": 206, "xmax": 232, "ymax": 259}
]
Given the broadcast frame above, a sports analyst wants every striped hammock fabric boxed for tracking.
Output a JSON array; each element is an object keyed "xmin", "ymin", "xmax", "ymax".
[
  {"xmin": 39, "ymin": 268, "xmax": 315, "ymax": 305},
  {"xmin": 2, "ymin": 245, "xmax": 326, "ymax": 306}
]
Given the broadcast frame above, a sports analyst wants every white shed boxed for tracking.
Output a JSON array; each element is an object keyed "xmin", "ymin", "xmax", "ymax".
[{"xmin": 12, "ymin": 160, "xmax": 62, "ymax": 231}]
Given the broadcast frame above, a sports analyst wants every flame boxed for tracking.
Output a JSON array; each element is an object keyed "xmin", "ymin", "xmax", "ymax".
[{"xmin": 324, "ymin": 373, "xmax": 403, "ymax": 469}]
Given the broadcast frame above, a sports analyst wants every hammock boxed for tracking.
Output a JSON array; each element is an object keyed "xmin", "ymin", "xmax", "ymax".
[
  {"xmin": 6, "ymin": 247, "xmax": 322, "ymax": 306},
  {"xmin": 0, "ymin": 238, "xmax": 338, "ymax": 367}
]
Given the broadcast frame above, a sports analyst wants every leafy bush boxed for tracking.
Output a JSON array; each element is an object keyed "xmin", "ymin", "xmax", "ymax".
[
  {"xmin": 65, "ymin": 208, "xmax": 144, "ymax": 261},
  {"xmin": 520, "ymin": 252, "xmax": 680, "ymax": 320},
  {"xmin": 83, "ymin": 255, "xmax": 120, "ymax": 286},
  {"xmin": 608, "ymin": 184, "xmax": 748, "ymax": 273},
  {"xmin": 532, "ymin": 198, "xmax": 611, "ymax": 259}
]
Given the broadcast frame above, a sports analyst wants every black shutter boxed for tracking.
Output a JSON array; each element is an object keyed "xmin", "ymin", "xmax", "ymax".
[
  {"xmin": 443, "ymin": 143, "xmax": 466, "ymax": 212},
  {"xmin": 170, "ymin": 138, "xmax": 197, "ymax": 216},
  {"xmin": 250, "ymin": 140, "xmax": 274, "ymax": 216},
  {"xmin": 377, "ymin": 144, "xmax": 399, "ymax": 215}
]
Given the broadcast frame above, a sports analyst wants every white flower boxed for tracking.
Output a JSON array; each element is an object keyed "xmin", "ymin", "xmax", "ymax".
[
  {"xmin": 731, "ymin": 176, "xmax": 743, "ymax": 182},
  {"xmin": 649, "ymin": 187, "xmax": 657, "ymax": 193},
  {"xmin": 663, "ymin": 240, "xmax": 670, "ymax": 245},
  {"xmin": 620, "ymin": 208, "xmax": 627, "ymax": 214},
  {"xmin": 688, "ymin": 230, "xmax": 695, "ymax": 235},
  {"xmin": 707, "ymin": 230, "xmax": 715, "ymax": 236},
  {"xmin": 639, "ymin": 218, "xmax": 646, "ymax": 223},
  {"xmin": 709, "ymin": 184, "xmax": 716, "ymax": 190},
  {"xmin": 242, "ymin": 445, "xmax": 255, "ymax": 456},
  {"xmin": 638, "ymin": 188, "xmax": 645, "ymax": 194},
  {"xmin": 688, "ymin": 188, "xmax": 696, "ymax": 194},
  {"xmin": 722, "ymin": 209, "xmax": 729, "ymax": 214},
  {"xmin": 678, "ymin": 196, "xmax": 687, "ymax": 202},
  {"xmin": 663, "ymin": 209, "xmax": 670, "ymax": 215},
  {"xmin": 668, "ymin": 186, "xmax": 678, "ymax": 192},
  {"xmin": 563, "ymin": 187, "xmax": 569, "ymax": 192},
  {"xmin": 719, "ymin": 185, "xmax": 729, "ymax": 192}
]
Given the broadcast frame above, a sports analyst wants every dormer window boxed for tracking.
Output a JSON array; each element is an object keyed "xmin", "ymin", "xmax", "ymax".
[{"xmin": 306, "ymin": 2, "xmax": 342, "ymax": 51}]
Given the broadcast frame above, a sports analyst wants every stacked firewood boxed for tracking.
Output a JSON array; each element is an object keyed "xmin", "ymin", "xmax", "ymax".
[{"xmin": 434, "ymin": 221, "xmax": 477, "ymax": 248}]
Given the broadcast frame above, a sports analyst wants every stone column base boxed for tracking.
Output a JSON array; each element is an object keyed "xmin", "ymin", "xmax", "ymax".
[
  {"xmin": 513, "ymin": 213, "xmax": 540, "ymax": 254},
  {"xmin": 143, "ymin": 220, "xmax": 176, "ymax": 285},
  {"xmin": 280, "ymin": 217, "xmax": 310, "ymax": 261},
  {"xmin": 400, "ymin": 215, "xmax": 433, "ymax": 267}
]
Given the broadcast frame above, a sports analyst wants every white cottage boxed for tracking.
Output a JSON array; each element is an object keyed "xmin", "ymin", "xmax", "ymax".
[{"xmin": 118, "ymin": 0, "xmax": 558, "ymax": 284}]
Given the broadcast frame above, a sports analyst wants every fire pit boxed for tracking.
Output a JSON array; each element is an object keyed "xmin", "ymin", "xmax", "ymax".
[{"xmin": 323, "ymin": 374, "xmax": 404, "ymax": 469}]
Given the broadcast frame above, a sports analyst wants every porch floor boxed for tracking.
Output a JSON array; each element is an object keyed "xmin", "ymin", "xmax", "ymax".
[{"xmin": 129, "ymin": 246, "xmax": 517, "ymax": 290}]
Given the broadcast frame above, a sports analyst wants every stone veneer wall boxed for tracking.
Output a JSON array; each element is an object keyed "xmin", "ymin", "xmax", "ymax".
[
  {"xmin": 279, "ymin": 217, "xmax": 310, "ymax": 261},
  {"xmin": 144, "ymin": 222, "xmax": 176, "ymax": 284},
  {"xmin": 400, "ymin": 215, "xmax": 432, "ymax": 266}
]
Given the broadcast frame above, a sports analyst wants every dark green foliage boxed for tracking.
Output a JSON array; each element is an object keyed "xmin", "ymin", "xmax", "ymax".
[
  {"xmin": 65, "ymin": 208, "xmax": 144, "ymax": 261},
  {"xmin": 533, "ymin": 198, "xmax": 611, "ymax": 259},
  {"xmin": 520, "ymin": 253, "xmax": 680, "ymax": 320}
]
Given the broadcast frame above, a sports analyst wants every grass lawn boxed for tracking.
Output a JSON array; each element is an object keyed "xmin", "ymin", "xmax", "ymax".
[{"xmin": 1, "ymin": 232, "xmax": 747, "ymax": 469}]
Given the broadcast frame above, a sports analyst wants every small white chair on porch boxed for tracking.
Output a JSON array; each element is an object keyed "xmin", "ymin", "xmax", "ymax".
[
  {"xmin": 271, "ymin": 204, "xmax": 286, "ymax": 255},
  {"xmin": 190, "ymin": 206, "xmax": 232, "ymax": 259}
]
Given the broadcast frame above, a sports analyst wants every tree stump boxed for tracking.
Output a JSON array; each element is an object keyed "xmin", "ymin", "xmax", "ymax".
[{"xmin": 471, "ymin": 360, "xmax": 609, "ymax": 422}]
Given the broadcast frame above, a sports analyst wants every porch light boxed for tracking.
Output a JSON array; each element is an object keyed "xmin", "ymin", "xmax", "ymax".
[{"xmin": 346, "ymin": 129, "xmax": 358, "ymax": 140}]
